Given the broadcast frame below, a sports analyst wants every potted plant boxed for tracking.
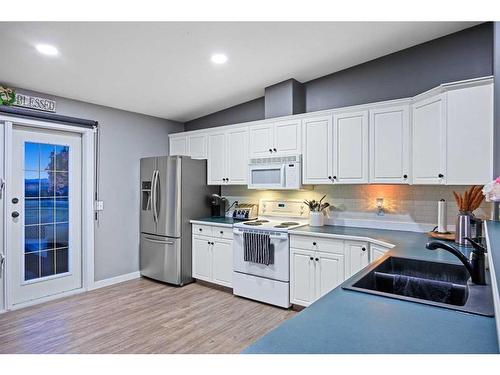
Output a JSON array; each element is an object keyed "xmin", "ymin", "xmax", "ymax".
[
  {"xmin": 304, "ymin": 195, "xmax": 330, "ymax": 227},
  {"xmin": 482, "ymin": 177, "xmax": 500, "ymax": 221}
]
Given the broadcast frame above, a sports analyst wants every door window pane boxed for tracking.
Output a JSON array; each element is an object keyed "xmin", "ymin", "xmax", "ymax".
[{"xmin": 24, "ymin": 141, "xmax": 70, "ymax": 281}]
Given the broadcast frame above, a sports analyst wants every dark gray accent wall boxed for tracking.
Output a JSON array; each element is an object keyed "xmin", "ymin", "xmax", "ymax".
[
  {"xmin": 185, "ymin": 23, "xmax": 493, "ymax": 130},
  {"xmin": 494, "ymin": 22, "xmax": 500, "ymax": 178},
  {"xmin": 264, "ymin": 79, "xmax": 305, "ymax": 119},
  {"xmin": 185, "ymin": 97, "xmax": 264, "ymax": 131}
]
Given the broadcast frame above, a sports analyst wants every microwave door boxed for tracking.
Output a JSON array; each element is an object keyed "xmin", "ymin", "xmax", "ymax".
[{"xmin": 249, "ymin": 164, "xmax": 284, "ymax": 189}]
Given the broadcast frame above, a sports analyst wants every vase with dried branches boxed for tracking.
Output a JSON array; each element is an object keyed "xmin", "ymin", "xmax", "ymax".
[{"xmin": 452, "ymin": 186, "xmax": 484, "ymax": 245}]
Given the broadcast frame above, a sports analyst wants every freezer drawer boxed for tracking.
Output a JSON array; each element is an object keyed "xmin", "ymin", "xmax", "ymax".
[{"xmin": 140, "ymin": 234, "xmax": 182, "ymax": 285}]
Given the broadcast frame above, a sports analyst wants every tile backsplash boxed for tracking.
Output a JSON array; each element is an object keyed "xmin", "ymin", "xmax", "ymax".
[{"xmin": 222, "ymin": 185, "xmax": 491, "ymax": 232}]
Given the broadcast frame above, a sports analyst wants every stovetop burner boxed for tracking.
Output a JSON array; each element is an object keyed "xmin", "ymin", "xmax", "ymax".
[
  {"xmin": 281, "ymin": 222, "xmax": 299, "ymax": 225},
  {"xmin": 274, "ymin": 225, "xmax": 288, "ymax": 228},
  {"xmin": 244, "ymin": 222, "xmax": 262, "ymax": 226},
  {"xmin": 255, "ymin": 219, "xmax": 269, "ymax": 223}
]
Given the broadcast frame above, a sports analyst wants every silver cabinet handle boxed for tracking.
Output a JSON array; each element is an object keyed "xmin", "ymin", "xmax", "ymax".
[
  {"xmin": 143, "ymin": 236, "xmax": 174, "ymax": 245},
  {"xmin": 0, "ymin": 177, "xmax": 4, "ymax": 199},
  {"xmin": 0, "ymin": 253, "xmax": 5, "ymax": 278}
]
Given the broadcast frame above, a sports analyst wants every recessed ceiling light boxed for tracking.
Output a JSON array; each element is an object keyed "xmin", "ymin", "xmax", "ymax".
[
  {"xmin": 35, "ymin": 44, "xmax": 59, "ymax": 56},
  {"xmin": 211, "ymin": 53, "xmax": 228, "ymax": 64}
]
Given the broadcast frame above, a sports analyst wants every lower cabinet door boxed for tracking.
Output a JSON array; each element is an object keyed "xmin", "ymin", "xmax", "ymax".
[
  {"xmin": 345, "ymin": 241, "xmax": 369, "ymax": 278},
  {"xmin": 290, "ymin": 248, "xmax": 316, "ymax": 306},
  {"xmin": 316, "ymin": 251, "xmax": 345, "ymax": 299},
  {"xmin": 192, "ymin": 236, "xmax": 212, "ymax": 282},
  {"xmin": 212, "ymin": 240, "xmax": 233, "ymax": 287},
  {"xmin": 371, "ymin": 244, "xmax": 391, "ymax": 262}
]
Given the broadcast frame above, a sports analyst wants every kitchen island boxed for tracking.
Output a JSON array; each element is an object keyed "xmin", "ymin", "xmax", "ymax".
[{"xmin": 243, "ymin": 225, "xmax": 499, "ymax": 354}]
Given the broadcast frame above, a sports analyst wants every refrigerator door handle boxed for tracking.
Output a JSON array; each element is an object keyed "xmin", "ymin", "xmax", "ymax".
[
  {"xmin": 142, "ymin": 235, "xmax": 175, "ymax": 245},
  {"xmin": 151, "ymin": 169, "xmax": 159, "ymax": 223},
  {"xmin": 153, "ymin": 169, "xmax": 160, "ymax": 223}
]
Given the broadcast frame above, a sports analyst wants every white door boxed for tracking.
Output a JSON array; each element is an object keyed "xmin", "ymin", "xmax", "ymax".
[
  {"xmin": 9, "ymin": 126, "xmax": 82, "ymax": 306},
  {"xmin": 207, "ymin": 132, "xmax": 226, "ymax": 185},
  {"xmin": 212, "ymin": 240, "xmax": 233, "ymax": 287},
  {"xmin": 445, "ymin": 84, "xmax": 494, "ymax": 185},
  {"xmin": 249, "ymin": 124, "xmax": 274, "ymax": 157},
  {"xmin": 188, "ymin": 134, "xmax": 207, "ymax": 159},
  {"xmin": 192, "ymin": 236, "xmax": 211, "ymax": 281},
  {"xmin": 412, "ymin": 95, "xmax": 447, "ymax": 184},
  {"xmin": 333, "ymin": 111, "xmax": 368, "ymax": 183},
  {"xmin": 302, "ymin": 116, "xmax": 333, "ymax": 185},
  {"xmin": 274, "ymin": 119, "xmax": 301, "ymax": 154},
  {"xmin": 226, "ymin": 128, "xmax": 248, "ymax": 184},
  {"xmin": 369, "ymin": 105, "xmax": 410, "ymax": 184},
  {"xmin": 315, "ymin": 251, "xmax": 344, "ymax": 299},
  {"xmin": 345, "ymin": 241, "xmax": 369, "ymax": 278},
  {"xmin": 169, "ymin": 136, "xmax": 188, "ymax": 156},
  {"xmin": 290, "ymin": 248, "xmax": 315, "ymax": 306}
]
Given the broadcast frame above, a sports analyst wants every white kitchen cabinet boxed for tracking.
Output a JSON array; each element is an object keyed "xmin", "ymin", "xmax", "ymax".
[
  {"xmin": 226, "ymin": 128, "xmax": 249, "ymax": 184},
  {"xmin": 316, "ymin": 251, "xmax": 345, "ymax": 299},
  {"xmin": 302, "ymin": 115, "xmax": 333, "ymax": 185},
  {"xmin": 192, "ymin": 224, "xmax": 233, "ymax": 288},
  {"xmin": 169, "ymin": 136, "xmax": 188, "ymax": 156},
  {"xmin": 249, "ymin": 123, "xmax": 274, "ymax": 157},
  {"xmin": 290, "ymin": 249, "xmax": 316, "ymax": 306},
  {"xmin": 345, "ymin": 241, "xmax": 369, "ymax": 278},
  {"xmin": 412, "ymin": 94, "xmax": 447, "ymax": 185},
  {"xmin": 207, "ymin": 132, "xmax": 226, "ymax": 185},
  {"xmin": 333, "ymin": 111, "xmax": 369, "ymax": 184},
  {"xmin": 370, "ymin": 244, "xmax": 391, "ymax": 262},
  {"xmin": 445, "ymin": 83, "xmax": 493, "ymax": 184},
  {"xmin": 207, "ymin": 128, "xmax": 248, "ymax": 185},
  {"xmin": 188, "ymin": 133, "xmax": 207, "ymax": 159},
  {"xmin": 249, "ymin": 119, "xmax": 301, "ymax": 157},
  {"xmin": 369, "ymin": 105, "xmax": 410, "ymax": 184}
]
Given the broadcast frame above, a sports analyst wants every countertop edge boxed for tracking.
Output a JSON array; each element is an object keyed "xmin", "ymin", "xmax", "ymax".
[
  {"xmin": 189, "ymin": 219, "xmax": 234, "ymax": 228},
  {"xmin": 288, "ymin": 229, "xmax": 396, "ymax": 248}
]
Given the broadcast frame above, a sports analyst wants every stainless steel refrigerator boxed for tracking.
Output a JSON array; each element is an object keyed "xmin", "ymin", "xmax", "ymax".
[{"xmin": 140, "ymin": 156, "xmax": 216, "ymax": 285}]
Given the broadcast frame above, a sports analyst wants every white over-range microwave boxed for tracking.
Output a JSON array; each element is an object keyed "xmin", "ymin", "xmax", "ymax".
[{"xmin": 247, "ymin": 154, "xmax": 302, "ymax": 190}]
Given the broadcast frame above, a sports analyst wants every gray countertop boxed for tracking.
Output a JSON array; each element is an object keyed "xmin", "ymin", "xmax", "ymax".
[{"xmin": 244, "ymin": 225, "xmax": 499, "ymax": 354}]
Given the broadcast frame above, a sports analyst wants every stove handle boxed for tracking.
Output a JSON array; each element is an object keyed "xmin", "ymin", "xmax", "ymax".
[{"xmin": 232, "ymin": 229, "xmax": 288, "ymax": 240}]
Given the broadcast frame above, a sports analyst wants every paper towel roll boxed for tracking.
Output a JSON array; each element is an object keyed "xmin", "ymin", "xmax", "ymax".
[{"xmin": 437, "ymin": 199, "xmax": 447, "ymax": 233}]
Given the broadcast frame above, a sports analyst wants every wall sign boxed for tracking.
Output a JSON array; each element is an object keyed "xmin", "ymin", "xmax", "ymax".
[{"xmin": 14, "ymin": 93, "xmax": 56, "ymax": 113}]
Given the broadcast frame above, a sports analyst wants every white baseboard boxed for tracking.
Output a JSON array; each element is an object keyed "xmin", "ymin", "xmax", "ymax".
[{"xmin": 90, "ymin": 271, "xmax": 141, "ymax": 290}]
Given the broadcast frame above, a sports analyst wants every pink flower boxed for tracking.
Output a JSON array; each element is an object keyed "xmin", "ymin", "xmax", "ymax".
[{"xmin": 495, "ymin": 176, "xmax": 500, "ymax": 184}]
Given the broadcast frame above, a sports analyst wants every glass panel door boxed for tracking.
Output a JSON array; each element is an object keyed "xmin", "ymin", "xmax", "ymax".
[{"xmin": 24, "ymin": 142, "xmax": 70, "ymax": 281}]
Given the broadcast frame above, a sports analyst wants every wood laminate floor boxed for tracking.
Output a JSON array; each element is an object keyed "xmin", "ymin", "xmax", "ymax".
[{"xmin": 0, "ymin": 278, "xmax": 296, "ymax": 354}]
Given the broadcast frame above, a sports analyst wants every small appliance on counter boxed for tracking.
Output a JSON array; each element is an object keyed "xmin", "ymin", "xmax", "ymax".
[
  {"xmin": 209, "ymin": 193, "xmax": 228, "ymax": 217},
  {"xmin": 232, "ymin": 203, "xmax": 258, "ymax": 220}
]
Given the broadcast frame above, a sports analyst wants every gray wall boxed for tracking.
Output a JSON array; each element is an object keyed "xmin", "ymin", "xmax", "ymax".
[
  {"xmin": 185, "ymin": 97, "xmax": 264, "ymax": 131},
  {"xmin": 494, "ymin": 22, "xmax": 500, "ymax": 177},
  {"xmin": 185, "ymin": 22, "xmax": 493, "ymax": 130},
  {"xmin": 13, "ymin": 88, "xmax": 184, "ymax": 281}
]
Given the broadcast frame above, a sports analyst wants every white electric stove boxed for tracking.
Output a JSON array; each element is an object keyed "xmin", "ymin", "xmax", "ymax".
[{"xmin": 232, "ymin": 199, "xmax": 308, "ymax": 308}]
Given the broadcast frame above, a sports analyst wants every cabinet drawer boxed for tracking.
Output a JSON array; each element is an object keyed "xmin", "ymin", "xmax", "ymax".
[
  {"xmin": 192, "ymin": 224, "xmax": 213, "ymax": 237},
  {"xmin": 212, "ymin": 226, "xmax": 233, "ymax": 240},
  {"xmin": 290, "ymin": 235, "xmax": 344, "ymax": 254}
]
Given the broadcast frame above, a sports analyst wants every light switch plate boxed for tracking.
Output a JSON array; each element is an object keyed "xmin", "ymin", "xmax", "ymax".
[{"xmin": 95, "ymin": 200, "xmax": 104, "ymax": 211}]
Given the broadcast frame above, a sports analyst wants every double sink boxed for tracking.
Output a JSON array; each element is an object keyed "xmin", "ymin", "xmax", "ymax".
[{"xmin": 343, "ymin": 255, "xmax": 494, "ymax": 316}]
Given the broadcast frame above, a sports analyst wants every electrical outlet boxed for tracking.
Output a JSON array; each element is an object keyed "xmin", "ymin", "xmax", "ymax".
[{"xmin": 95, "ymin": 200, "xmax": 104, "ymax": 211}]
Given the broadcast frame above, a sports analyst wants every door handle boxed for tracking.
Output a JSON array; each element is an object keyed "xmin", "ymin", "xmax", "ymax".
[
  {"xmin": 0, "ymin": 253, "xmax": 4, "ymax": 278},
  {"xmin": 0, "ymin": 177, "xmax": 4, "ymax": 199},
  {"xmin": 143, "ymin": 236, "xmax": 174, "ymax": 245}
]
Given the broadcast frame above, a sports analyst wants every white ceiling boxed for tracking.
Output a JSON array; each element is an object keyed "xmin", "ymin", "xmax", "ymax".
[{"xmin": 0, "ymin": 22, "xmax": 479, "ymax": 122}]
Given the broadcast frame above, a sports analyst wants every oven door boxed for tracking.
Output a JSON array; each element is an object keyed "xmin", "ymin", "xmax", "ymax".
[
  {"xmin": 247, "ymin": 163, "xmax": 286, "ymax": 189},
  {"xmin": 232, "ymin": 228, "xmax": 289, "ymax": 282}
]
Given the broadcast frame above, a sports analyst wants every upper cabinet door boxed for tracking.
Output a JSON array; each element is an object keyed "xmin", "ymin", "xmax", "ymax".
[
  {"xmin": 332, "ymin": 111, "xmax": 369, "ymax": 184},
  {"xmin": 226, "ymin": 128, "xmax": 249, "ymax": 185},
  {"xmin": 249, "ymin": 123, "xmax": 274, "ymax": 158},
  {"xmin": 445, "ymin": 84, "xmax": 493, "ymax": 185},
  {"xmin": 169, "ymin": 136, "xmax": 188, "ymax": 156},
  {"xmin": 188, "ymin": 134, "xmax": 207, "ymax": 159},
  {"xmin": 207, "ymin": 132, "xmax": 226, "ymax": 185},
  {"xmin": 274, "ymin": 119, "xmax": 302, "ymax": 155},
  {"xmin": 302, "ymin": 115, "xmax": 333, "ymax": 185},
  {"xmin": 412, "ymin": 94, "xmax": 447, "ymax": 185},
  {"xmin": 369, "ymin": 105, "xmax": 410, "ymax": 184}
]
